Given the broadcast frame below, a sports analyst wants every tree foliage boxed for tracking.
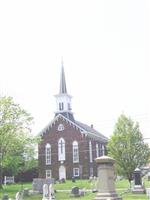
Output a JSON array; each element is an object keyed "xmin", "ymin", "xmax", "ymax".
[
  {"xmin": 0, "ymin": 96, "xmax": 38, "ymax": 188},
  {"xmin": 107, "ymin": 114, "xmax": 150, "ymax": 183}
]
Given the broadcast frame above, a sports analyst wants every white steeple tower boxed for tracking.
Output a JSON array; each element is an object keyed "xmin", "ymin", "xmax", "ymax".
[{"xmin": 55, "ymin": 61, "xmax": 74, "ymax": 121}]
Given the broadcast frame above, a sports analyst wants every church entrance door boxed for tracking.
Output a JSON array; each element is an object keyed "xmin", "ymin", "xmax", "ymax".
[{"xmin": 59, "ymin": 165, "xmax": 66, "ymax": 180}]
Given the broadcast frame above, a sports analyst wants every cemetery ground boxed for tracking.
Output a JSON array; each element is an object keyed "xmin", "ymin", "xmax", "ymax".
[{"xmin": 0, "ymin": 179, "xmax": 150, "ymax": 200}]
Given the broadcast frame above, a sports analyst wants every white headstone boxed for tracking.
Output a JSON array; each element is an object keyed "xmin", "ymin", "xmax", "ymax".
[
  {"xmin": 42, "ymin": 184, "xmax": 49, "ymax": 200},
  {"xmin": 49, "ymin": 184, "xmax": 55, "ymax": 200},
  {"xmin": 15, "ymin": 192, "xmax": 20, "ymax": 200}
]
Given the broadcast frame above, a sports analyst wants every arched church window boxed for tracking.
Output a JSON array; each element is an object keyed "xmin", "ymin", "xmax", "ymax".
[
  {"xmin": 72, "ymin": 141, "xmax": 79, "ymax": 163},
  {"xmin": 58, "ymin": 138, "xmax": 66, "ymax": 161},
  {"xmin": 89, "ymin": 141, "xmax": 93, "ymax": 163},
  {"xmin": 102, "ymin": 144, "xmax": 105, "ymax": 156},
  {"xmin": 45, "ymin": 143, "xmax": 51, "ymax": 165},
  {"xmin": 59, "ymin": 102, "xmax": 64, "ymax": 111},
  {"xmin": 96, "ymin": 143, "xmax": 99, "ymax": 158}
]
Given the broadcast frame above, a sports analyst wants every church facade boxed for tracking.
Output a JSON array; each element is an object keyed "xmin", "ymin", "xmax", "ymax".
[{"xmin": 38, "ymin": 65, "xmax": 108, "ymax": 180}]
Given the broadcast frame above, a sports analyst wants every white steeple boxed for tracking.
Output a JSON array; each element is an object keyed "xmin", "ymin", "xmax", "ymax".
[{"xmin": 55, "ymin": 62, "xmax": 74, "ymax": 121}]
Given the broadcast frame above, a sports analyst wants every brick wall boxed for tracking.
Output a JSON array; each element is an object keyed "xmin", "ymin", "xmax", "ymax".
[{"xmin": 38, "ymin": 116, "xmax": 105, "ymax": 180}]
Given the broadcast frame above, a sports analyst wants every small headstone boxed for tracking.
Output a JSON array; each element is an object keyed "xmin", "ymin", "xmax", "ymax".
[
  {"xmin": 23, "ymin": 188, "xmax": 29, "ymax": 197},
  {"xmin": 80, "ymin": 188, "xmax": 85, "ymax": 196},
  {"xmin": 70, "ymin": 186, "xmax": 80, "ymax": 197},
  {"xmin": 132, "ymin": 168, "xmax": 145, "ymax": 194},
  {"xmin": 146, "ymin": 188, "xmax": 150, "ymax": 198},
  {"xmin": 60, "ymin": 178, "xmax": 65, "ymax": 183},
  {"xmin": 49, "ymin": 184, "xmax": 55, "ymax": 200},
  {"xmin": 2, "ymin": 194, "xmax": 9, "ymax": 200},
  {"xmin": 42, "ymin": 184, "xmax": 49, "ymax": 200},
  {"xmin": 15, "ymin": 192, "xmax": 20, "ymax": 200}
]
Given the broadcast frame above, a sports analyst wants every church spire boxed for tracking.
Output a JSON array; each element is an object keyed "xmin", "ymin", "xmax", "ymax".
[
  {"xmin": 54, "ymin": 61, "xmax": 74, "ymax": 121},
  {"xmin": 59, "ymin": 61, "xmax": 67, "ymax": 94}
]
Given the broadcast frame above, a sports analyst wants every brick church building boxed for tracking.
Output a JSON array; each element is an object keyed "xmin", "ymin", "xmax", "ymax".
[{"xmin": 38, "ymin": 64, "xmax": 108, "ymax": 180}]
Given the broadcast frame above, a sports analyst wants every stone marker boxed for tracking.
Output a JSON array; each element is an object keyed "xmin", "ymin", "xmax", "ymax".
[
  {"xmin": 15, "ymin": 191, "xmax": 24, "ymax": 200},
  {"xmin": 42, "ymin": 184, "xmax": 49, "ymax": 200},
  {"xmin": 70, "ymin": 186, "xmax": 80, "ymax": 197},
  {"xmin": 2, "ymin": 194, "xmax": 9, "ymax": 200},
  {"xmin": 146, "ymin": 188, "xmax": 150, "ymax": 198},
  {"xmin": 49, "ymin": 184, "xmax": 55, "ymax": 200},
  {"xmin": 93, "ymin": 156, "xmax": 122, "ymax": 200},
  {"xmin": 32, "ymin": 178, "xmax": 54, "ymax": 193},
  {"xmin": 132, "ymin": 168, "xmax": 145, "ymax": 194},
  {"xmin": 42, "ymin": 183, "xmax": 55, "ymax": 200}
]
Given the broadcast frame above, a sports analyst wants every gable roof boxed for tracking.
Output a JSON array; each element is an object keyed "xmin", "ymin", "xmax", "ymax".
[
  {"xmin": 39, "ymin": 114, "xmax": 108, "ymax": 143},
  {"xmin": 75, "ymin": 120, "xmax": 108, "ymax": 143}
]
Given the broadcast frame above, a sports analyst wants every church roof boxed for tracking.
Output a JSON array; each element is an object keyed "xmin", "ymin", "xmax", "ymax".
[
  {"xmin": 39, "ymin": 114, "xmax": 108, "ymax": 143},
  {"xmin": 75, "ymin": 120, "xmax": 108, "ymax": 143}
]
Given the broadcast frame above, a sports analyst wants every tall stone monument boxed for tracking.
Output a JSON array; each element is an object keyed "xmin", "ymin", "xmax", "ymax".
[{"xmin": 93, "ymin": 156, "xmax": 122, "ymax": 200}]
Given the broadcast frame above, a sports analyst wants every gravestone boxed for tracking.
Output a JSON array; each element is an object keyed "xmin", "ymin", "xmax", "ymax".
[
  {"xmin": 49, "ymin": 184, "xmax": 55, "ymax": 200},
  {"xmin": 2, "ymin": 194, "xmax": 9, "ymax": 200},
  {"xmin": 32, "ymin": 178, "xmax": 54, "ymax": 193},
  {"xmin": 132, "ymin": 168, "xmax": 145, "ymax": 194},
  {"xmin": 42, "ymin": 184, "xmax": 49, "ymax": 200},
  {"xmin": 146, "ymin": 188, "xmax": 150, "ymax": 199},
  {"xmin": 15, "ymin": 192, "xmax": 22, "ymax": 200},
  {"xmin": 93, "ymin": 156, "xmax": 122, "ymax": 200},
  {"xmin": 42, "ymin": 183, "xmax": 55, "ymax": 200},
  {"xmin": 70, "ymin": 186, "xmax": 80, "ymax": 197}
]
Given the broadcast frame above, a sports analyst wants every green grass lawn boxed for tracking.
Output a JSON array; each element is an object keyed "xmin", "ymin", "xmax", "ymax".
[{"xmin": 0, "ymin": 179, "xmax": 150, "ymax": 199}]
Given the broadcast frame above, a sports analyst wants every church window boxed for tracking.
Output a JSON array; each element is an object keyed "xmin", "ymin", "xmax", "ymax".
[
  {"xmin": 72, "ymin": 141, "xmax": 79, "ymax": 163},
  {"xmin": 58, "ymin": 138, "xmax": 65, "ymax": 161},
  {"xmin": 46, "ymin": 169, "xmax": 51, "ymax": 178},
  {"xmin": 96, "ymin": 143, "xmax": 99, "ymax": 158},
  {"xmin": 73, "ymin": 168, "xmax": 80, "ymax": 177},
  {"xmin": 59, "ymin": 102, "xmax": 64, "ymax": 111},
  {"xmin": 90, "ymin": 167, "xmax": 93, "ymax": 177},
  {"xmin": 58, "ymin": 124, "xmax": 64, "ymax": 131},
  {"xmin": 89, "ymin": 141, "xmax": 93, "ymax": 163},
  {"xmin": 102, "ymin": 144, "xmax": 105, "ymax": 156},
  {"xmin": 45, "ymin": 143, "xmax": 51, "ymax": 165}
]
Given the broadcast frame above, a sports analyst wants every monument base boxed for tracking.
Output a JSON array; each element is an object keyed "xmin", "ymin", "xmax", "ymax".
[
  {"xmin": 132, "ymin": 185, "xmax": 145, "ymax": 194},
  {"xmin": 93, "ymin": 192, "xmax": 122, "ymax": 200}
]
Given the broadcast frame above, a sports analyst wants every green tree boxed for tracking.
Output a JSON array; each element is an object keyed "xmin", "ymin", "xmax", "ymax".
[
  {"xmin": 107, "ymin": 114, "xmax": 150, "ymax": 183},
  {"xmin": 0, "ymin": 96, "xmax": 37, "ymax": 188}
]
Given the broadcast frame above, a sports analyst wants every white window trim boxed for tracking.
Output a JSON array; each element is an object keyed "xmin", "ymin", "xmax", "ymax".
[
  {"xmin": 73, "ymin": 168, "xmax": 80, "ymax": 177},
  {"xmin": 102, "ymin": 144, "xmax": 105, "ymax": 156},
  {"xmin": 96, "ymin": 143, "xmax": 99, "ymax": 158},
  {"xmin": 45, "ymin": 143, "xmax": 51, "ymax": 165},
  {"xmin": 72, "ymin": 141, "xmax": 79, "ymax": 163},
  {"xmin": 90, "ymin": 167, "xmax": 93, "ymax": 177},
  {"xmin": 89, "ymin": 141, "xmax": 93, "ymax": 163},
  {"xmin": 46, "ymin": 169, "xmax": 51, "ymax": 178},
  {"xmin": 58, "ymin": 138, "xmax": 66, "ymax": 161}
]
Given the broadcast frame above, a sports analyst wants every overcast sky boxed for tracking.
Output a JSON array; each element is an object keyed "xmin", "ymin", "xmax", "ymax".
[{"xmin": 0, "ymin": 0, "xmax": 149, "ymax": 143}]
